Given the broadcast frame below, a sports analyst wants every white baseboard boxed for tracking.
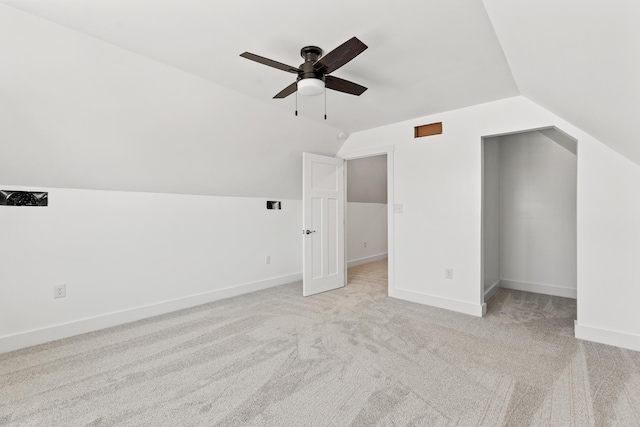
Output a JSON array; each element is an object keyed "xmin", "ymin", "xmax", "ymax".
[
  {"xmin": 484, "ymin": 280, "xmax": 501, "ymax": 302},
  {"xmin": 500, "ymin": 279, "xmax": 577, "ymax": 299},
  {"xmin": 390, "ymin": 288, "xmax": 485, "ymax": 317},
  {"xmin": 575, "ymin": 321, "xmax": 640, "ymax": 352},
  {"xmin": 0, "ymin": 273, "xmax": 301, "ymax": 354},
  {"xmin": 347, "ymin": 253, "xmax": 388, "ymax": 268}
]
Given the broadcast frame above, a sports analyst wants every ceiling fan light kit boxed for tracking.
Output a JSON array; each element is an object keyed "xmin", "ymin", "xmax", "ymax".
[
  {"xmin": 240, "ymin": 37, "xmax": 368, "ymax": 117},
  {"xmin": 297, "ymin": 78, "xmax": 325, "ymax": 96}
]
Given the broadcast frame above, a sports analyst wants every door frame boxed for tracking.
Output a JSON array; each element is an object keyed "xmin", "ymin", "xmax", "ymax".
[{"xmin": 339, "ymin": 146, "xmax": 395, "ymax": 297}]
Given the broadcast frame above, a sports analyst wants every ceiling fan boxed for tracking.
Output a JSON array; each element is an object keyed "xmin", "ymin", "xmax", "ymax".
[{"xmin": 240, "ymin": 37, "xmax": 368, "ymax": 99}]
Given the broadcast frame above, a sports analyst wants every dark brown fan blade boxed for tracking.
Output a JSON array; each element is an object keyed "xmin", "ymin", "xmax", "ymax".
[
  {"xmin": 313, "ymin": 37, "xmax": 368, "ymax": 74},
  {"xmin": 273, "ymin": 81, "xmax": 298, "ymax": 99},
  {"xmin": 325, "ymin": 75, "xmax": 367, "ymax": 96},
  {"xmin": 240, "ymin": 52, "xmax": 300, "ymax": 74}
]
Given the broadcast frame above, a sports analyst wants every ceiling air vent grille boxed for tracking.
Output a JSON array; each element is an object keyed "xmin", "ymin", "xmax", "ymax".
[{"xmin": 414, "ymin": 122, "xmax": 442, "ymax": 138}]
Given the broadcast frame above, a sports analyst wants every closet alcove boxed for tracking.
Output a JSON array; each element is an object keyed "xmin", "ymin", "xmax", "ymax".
[{"xmin": 482, "ymin": 127, "xmax": 578, "ymax": 304}]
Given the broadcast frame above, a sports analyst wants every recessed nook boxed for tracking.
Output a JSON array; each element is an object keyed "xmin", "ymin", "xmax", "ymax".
[{"xmin": 481, "ymin": 126, "xmax": 578, "ymax": 306}]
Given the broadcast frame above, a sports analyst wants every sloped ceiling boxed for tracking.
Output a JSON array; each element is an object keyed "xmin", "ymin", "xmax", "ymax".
[
  {"xmin": 0, "ymin": 0, "xmax": 518, "ymax": 134},
  {"xmin": 0, "ymin": 1, "xmax": 637, "ymax": 199},
  {"xmin": 0, "ymin": 4, "xmax": 344, "ymax": 199},
  {"xmin": 483, "ymin": 0, "xmax": 640, "ymax": 165}
]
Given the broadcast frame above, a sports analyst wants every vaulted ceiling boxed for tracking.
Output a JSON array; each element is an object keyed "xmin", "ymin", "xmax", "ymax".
[
  {"xmin": 484, "ymin": 0, "xmax": 640, "ymax": 166},
  {"xmin": 0, "ymin": 0, "xmax": 637, "ymax": 198}
]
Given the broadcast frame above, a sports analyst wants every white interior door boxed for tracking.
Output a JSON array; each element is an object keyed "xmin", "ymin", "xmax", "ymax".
[{"xmin": 302, "ymin": 153, "xmax": 345, "ymax": 296}]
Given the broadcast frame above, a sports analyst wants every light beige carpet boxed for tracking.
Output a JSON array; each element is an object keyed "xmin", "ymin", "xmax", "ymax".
[{"xmin": 1, "ymin": 260, "xmax": 640, "ymax": 426}]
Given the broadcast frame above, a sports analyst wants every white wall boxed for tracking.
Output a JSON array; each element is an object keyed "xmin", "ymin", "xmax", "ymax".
[
  {"xmin": 0, "ymin": 186, "xmax": 302, "ymax": 353},
  {"xmin": 576, "ymin": 135, "xmax": 640, "ymax": 350},
  {"xmin": 347, "ymin": 156, "xmax": 388, "ymax": 204},
  {"xmin": 499, "ymin": 131, "xmax": 577, "ymax": 297},
  {"xmin": 347, "ymin": 202, "xmax": 388, "ymax": 267},
  {"xmin": 338, "ymin": 96, "xmax": 640, "ymax": 351},
  {"xmin": 482, "ymin": 138, "xmax": 500, "ymax": 298}
]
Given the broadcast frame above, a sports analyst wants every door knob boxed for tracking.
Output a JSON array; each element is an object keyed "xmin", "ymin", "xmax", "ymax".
[{"xmin": 303, "ymin": 229, "xmax": 316, "ymax": 235}]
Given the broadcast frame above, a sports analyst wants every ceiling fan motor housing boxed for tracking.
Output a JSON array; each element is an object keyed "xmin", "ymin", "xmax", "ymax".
[
  {"xmin": 297, "ymin": 46, "xmax": 325, "ymax": 96},
  {"xmin": 300, "ymin": 46, "xmax": 323, "ymax": 62},
  {"xmin": 298, "ymin": 46, "xmax": 325, "ymax": 82}
]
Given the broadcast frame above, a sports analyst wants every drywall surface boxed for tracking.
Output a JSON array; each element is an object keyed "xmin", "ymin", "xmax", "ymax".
[
  {"xmin": 576, "ymin": 133, "xmax": 640, "ymax": 349},
  {"xmin": 482, "ymin": 138, "xmax": 501, "ymax": 296},
  {"xmin": 540, "ymin": 128, "xmax": 577, "ymax": 155},
  {"xmin": 338, "ymin": 96, "xmax": 640, "ymax": 350},
  {"xmin": 0, "ymin": 187, "xmax": 302, "ymax": 352},
  {"xmin": 0, "ymin": 5, "xmax": 342, "ymax": 200},
  {"xmin": 0, "ymin": 1, "xmax": 520, "ymax": 134},
  {"xmin": 483, "ymin": 0, "xmax": 640, "ymax": 166},
  {"xmin": 499, "ymin": 131, "xmax": 577, "ymax": 294},
  {"xmin": 347, "ymin": 156, "xmax": 388, "ymax": 203},
  {"xmin": 347, "ymin": 202, "xmax": 388, "ymax": 265}
]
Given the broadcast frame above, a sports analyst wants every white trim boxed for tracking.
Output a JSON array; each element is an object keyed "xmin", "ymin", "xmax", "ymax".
[
  {"xmin": 0, "ymin": 273, "xmax": 301, "ymax": 354},
  {"xmin": 481, "ymin": 126, "xmax": 578, "ymax": 142},
  {"xmin": 484, "ymin": 279, "xmax": 501, "ymax": 301},
  {"xmin": 575, "ymin": 321, "xmax": 640, "ymax": 352},
  {"xmin": 340, "ymin": 146, "xmax": 395, "ymax": 299},
  {"xmin": 391, "ymin": 288, "xmax": 485, "ymax": 317},
  {"xmin": 338, "ymin": 145, "xmax": 395, "ymax": 160},
  {"xmin": 347, "ymin": 253, "xmax": 388, "ymax": 268},
  {"xmin": 500, "ymin": 279, "xmax": 577, "ymax": 299}
]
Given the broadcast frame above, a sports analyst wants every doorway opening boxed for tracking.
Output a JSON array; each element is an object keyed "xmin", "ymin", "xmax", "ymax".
[
  {"xmin": 346, "ymin": 155, "xmax": 388, "ymax": 289},
  {"xmin": 342, "ymin": 147, "xmax": 394, "ymax": 296},
  {"xmin": 481, "ymin": 127, "xmax": 578, "ymax": 306}
]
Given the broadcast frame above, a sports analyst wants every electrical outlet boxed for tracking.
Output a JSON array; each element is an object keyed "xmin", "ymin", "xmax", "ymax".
[
  {"xmin": 265, "ymin": 255, "xmax": 271, "ymax": 265},
  {"xmin": 363, "ymin": 242, "xmax": 367, "ymax": 248},
  {"xmin": 54, "ymin": 284, "xmax": 66, "ymax": 299},
  {"xmin": 394, "ymin": 204, "xmax": 404, "ymax": 213},
  {"xmin": 445, "ymin": 269, "xmax": 453, "ymax": 280}
]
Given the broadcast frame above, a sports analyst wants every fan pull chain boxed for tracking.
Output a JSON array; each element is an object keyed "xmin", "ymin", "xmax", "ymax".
[
  {"xmin": 324, "ymin": 88, "xmax": 327, "ymax": 120},
  {"xmin": 295, "ymin": 91, "xmax": 298, "ymax": 116}
]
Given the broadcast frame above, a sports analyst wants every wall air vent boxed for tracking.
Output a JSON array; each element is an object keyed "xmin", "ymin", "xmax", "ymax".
[
  {"xmin": 414, "ymin": 122, "xmax": 443, "ymax": 138},
  {"xmin": 0, "ymin": 190, "xmax": 48, "ymax": 206}
]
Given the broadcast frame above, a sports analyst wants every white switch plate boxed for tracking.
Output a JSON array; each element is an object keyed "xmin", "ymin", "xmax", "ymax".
[
  {"xmin": 394, "ymin": 204, "xmax": 404, "ymax": 213},
  {"xmin": 265, "ymin": 255, "xmax": 271, "ymax": 265}
]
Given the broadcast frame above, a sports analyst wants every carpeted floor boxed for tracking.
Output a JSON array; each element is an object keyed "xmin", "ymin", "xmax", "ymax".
[{"xmin": 1, "ymin": 260, "xmax": 640, "ymax": 426}]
